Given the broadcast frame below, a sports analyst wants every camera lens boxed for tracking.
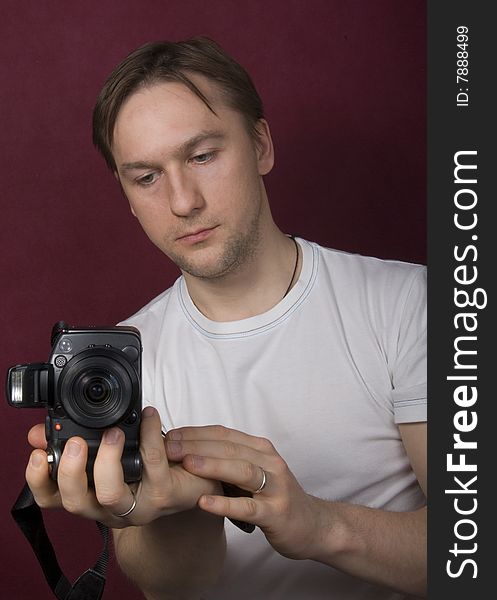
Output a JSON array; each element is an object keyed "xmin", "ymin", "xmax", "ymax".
[
  {"xmin": 70, "ymin": 366, "xmax": 124, "ymax": 425},
  {"xmin": 88, "ymin": 382, "xmax": 106, "ymax": 401},
  {"xmin": 58, "ymin": 348, "xmax": 139, "ymax": 429},
  {"xmin": 82, "ymin": 375, "xmax": 113, "ymax": 404}
]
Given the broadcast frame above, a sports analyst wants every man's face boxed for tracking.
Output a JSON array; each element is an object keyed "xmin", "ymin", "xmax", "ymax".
[{"xmin": 112, "ymin": 77, "xmax": 273, "ymax": 279}]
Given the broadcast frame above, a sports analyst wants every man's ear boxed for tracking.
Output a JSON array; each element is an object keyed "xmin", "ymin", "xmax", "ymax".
[
  {"xmin": 114, "ymin": 170, "xmax": 137, "ymax": 217},
  {"xmin": 254, "ymin": 119, "xmax": 274, "ymax": 176}
]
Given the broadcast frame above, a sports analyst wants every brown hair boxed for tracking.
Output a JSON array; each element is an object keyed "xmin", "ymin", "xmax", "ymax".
[{"xmin": 92, "ymin": 37, "xmax": 265, "ymax": 171}]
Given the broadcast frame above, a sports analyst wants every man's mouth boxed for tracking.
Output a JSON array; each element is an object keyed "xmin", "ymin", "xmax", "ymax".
[{"xmin": 176, "ymin": 226, "xmax": 218, "ymax": 244}]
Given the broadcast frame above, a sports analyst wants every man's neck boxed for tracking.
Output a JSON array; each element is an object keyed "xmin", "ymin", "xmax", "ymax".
[{"xmin": 183, "ymin": 229, "xmax": 301, "ymax": 322}]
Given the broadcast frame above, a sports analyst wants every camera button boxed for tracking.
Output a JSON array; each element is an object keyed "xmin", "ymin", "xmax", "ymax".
[
  {"xmin": 122, "ymin": 345, "xmax": 139, "ymax": 362},
  {"xmin": 125, "ymin": 411, "xmax": 138, "ymax": 425},
  {"xmin": 54, "ymin": 355, "xmax": 67, "ymax": 368},
  {"xmin": 59, "ymin": 339, "xmax": 73, "ymax": 353}
]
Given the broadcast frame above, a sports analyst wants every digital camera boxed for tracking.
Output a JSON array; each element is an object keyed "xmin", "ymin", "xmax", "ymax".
[{"xmin": 6, "ymin": 321, "xmax": 142, "ymax": 483}]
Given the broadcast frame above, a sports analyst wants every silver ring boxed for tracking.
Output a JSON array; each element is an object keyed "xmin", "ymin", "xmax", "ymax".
[
  {"xmin": 113, "ymin": 493, "xmax": 137, "ymax": 518},
  {"xmin": 253, "ymin": 468, "xmax": 267, "ymax": 494}
]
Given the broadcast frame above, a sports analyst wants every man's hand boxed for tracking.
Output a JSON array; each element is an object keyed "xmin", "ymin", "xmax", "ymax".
[
  {"xmin": 26, "ymin": 407, "xmax": 220, "ymax": 528},
  {"xmin": 165, "ymin": 424, "xmax": 427, "ymax": 597},
  {"xmin": 165, "ymin": 425, "xmax": 322, "ymax": 560}
]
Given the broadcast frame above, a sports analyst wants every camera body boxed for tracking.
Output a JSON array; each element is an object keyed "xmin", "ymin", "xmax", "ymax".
[{"xmin": 6, "ymin": 321, "xmax": 142, "ymax": 483}]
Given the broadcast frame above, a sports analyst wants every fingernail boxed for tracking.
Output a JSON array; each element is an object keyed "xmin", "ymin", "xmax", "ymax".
[
  {"xmin": 202, "ymin": 495, "xmax": 215, "ymax": 506},
  {"xmin": 103, "ymin": 428, "xmax": 121, "ymax": 445},
  {"xmin": 168, "ymin": 430, "xmax": 182, "ymax": 441},
  {"xmin": 143, "ymin": 406, "xmax": 156, "ymax": 418},
  {"xmin": 66, "ymin": 440, "xmax": 81, "ymax": 457},
  {"xmin": 191, "ymin": 455, "xmax": 204, "ymax": 469},
  {"xmin": 167, "ymin": 441, "xmax": 182, "ymax": 455},
  {"xmin": 31, "ymin": 453, "xmax": 43, "ymax": 468}
]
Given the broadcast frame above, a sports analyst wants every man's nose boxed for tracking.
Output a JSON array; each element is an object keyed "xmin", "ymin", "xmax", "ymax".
[{"xmin": 167, "ymin": 171, "xmax": 205, "ymax": 217}]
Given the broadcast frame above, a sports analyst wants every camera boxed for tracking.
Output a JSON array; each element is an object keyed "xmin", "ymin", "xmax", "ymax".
[{"xmin": 6, "ymin": 321, "xmax": 142, "ymax": 483}]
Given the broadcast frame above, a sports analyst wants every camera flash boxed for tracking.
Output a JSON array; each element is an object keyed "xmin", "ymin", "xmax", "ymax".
[{"xmin": 10, "ymin": 369, "xmax": 24, "ymax": 404}]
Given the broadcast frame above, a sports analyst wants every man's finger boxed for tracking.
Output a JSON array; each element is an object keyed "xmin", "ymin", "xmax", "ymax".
[
  {"xmin": 93, "ymin": 427, "xmax": 133, "ymax": 515},
  {"xmin": 57, "ymin": 437, "xmax": 92, "ymax": 516},
  {"xmin": 25, "ymin": 449, "xmax": 61, "ymax": 509},
  {"xmin": 183, "ymin": 455, "xmax": 268, "ymax": 495},
  {"xmin": 140, "ymin": 406, "xmax": 171, "ymax": 485},
  {"xmin": 166, "ymin": 439, "xmax": 262, "ymax": 467},
  {"xmin": 138, "ymin": 407, "xmax": 196, "ymax": 512},
  {"xmin": 166, "ymin": 425, "xmax": 275, "ymax": 454},
  {"xmin": 140, "ymin": 407, "xmax": 224, "ymax": 513},
  {"xmin": 28, "ymin": 423, "xmax": 47, "ymax": 449},
  {"xmin": 198, "ymin": 493, "xmax": 263, "ymax": 525}
]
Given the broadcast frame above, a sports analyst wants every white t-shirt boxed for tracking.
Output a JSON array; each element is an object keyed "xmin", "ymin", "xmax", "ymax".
[{"xmin": 122, "ymin": 238, "xmax": 427, "ymax": 599}]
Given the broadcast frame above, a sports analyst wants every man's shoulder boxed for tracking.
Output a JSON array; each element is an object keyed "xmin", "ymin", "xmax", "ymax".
[
  {"xmin": 314, "ymin": 241, "xmax": 426, "ymax": 286},
  {"xmin": 306, "ymin": 240, "xmax": 426, "ymax": 313}
]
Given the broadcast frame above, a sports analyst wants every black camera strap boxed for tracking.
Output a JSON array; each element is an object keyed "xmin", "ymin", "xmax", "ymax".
[
  {"xmin": 11, "ymin": 481, "xmax": 254, "ymax": 599},
  {"xmin": 11, "ymin": 483, "xmax": 109, "ymax": 600}
]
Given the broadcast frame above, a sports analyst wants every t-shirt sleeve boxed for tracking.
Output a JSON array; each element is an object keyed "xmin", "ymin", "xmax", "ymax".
[{"xmin": 391, "ymin": 267, "xmax": 427, "ymax": 424}]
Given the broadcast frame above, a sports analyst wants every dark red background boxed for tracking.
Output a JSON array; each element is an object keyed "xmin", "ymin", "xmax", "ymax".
[{"xmin": 1, "ymin": 1, "xmax": 425, "ymax": 597}]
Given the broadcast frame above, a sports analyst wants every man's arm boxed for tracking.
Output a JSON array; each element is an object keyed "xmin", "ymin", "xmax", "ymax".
[
  {"xmin": 165, "ymin": 423, "xmax": 427, "ymax": 598},
  {"xmin": 305, "ymin": 421, "xmax": 426, "ymax": 597},
  {"xmin": 26, "ymin": 407, "xmax": 226, "ymax": 599},
  {"xmin": 113, "ymin": 507, "xmax": 225, "ymax": 600}
]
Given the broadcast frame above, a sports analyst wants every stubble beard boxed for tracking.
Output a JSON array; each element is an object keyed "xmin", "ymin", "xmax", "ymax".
[{"xmin": 167, "ymin": 208, "xmax": 262, "ymax": 281}]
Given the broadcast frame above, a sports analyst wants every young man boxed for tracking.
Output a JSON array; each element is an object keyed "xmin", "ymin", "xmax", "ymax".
[{"xmin": 27, "ymin": 38, "xmax": 427, "ymax": 599}]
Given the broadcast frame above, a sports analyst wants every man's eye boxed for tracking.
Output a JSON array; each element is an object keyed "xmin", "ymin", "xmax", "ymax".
[
  {"xmin": 191, "ymin": 152, "xmax": 214, "ymax": 164},
  {"xmin": 136, "ymin": 172, "xmax": 159, "ymax": 186}
]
